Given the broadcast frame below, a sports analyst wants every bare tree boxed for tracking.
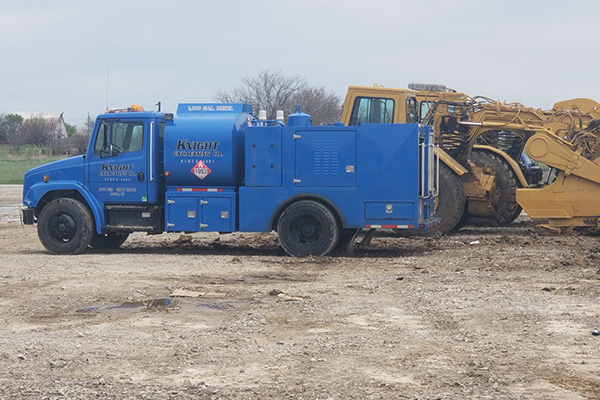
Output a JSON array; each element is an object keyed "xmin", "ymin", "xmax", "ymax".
[
  {"xmin": 215, "ymin": 70, "xmax": 342, "ymax": 125},
  {"xmin": 0, "ymin": 113, "xmax": 24, "ymax": 145},
  {"xmin": 83, "ymin": 113, "xmax": 95, "ymax": 135},
  {"xmin": 215, "ymin": 70, "xmax": 305, "ymax": 119},
  {"xmin": 19, "ymin": 114, "xmax": 55, "ymax": 146},
  {"xmin": 292, "ymin": 86, "xmax": 342, "ymax": 126},
  {"xmin": 71, "ymin": 114, "xmax": 96, "ymax": 154}
]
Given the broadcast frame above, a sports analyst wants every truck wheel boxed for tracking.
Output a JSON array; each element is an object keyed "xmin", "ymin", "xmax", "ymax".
[
  {"xmin": 432, "ymin": 164, "xmax": 467, "ymax": 234},
  {"xmin": 395, "ymin": 163, "xmax": 466, "ymax": 236},
  {"xmin": 451, "ymin": 203, "xmax": 470, "ymax": 231},
  {"xmin": 89, "ymin": 233, "xmax": 129, "ymax": 249},
  {"xmin": 470, "ymin": 150, "xmax": 522, "ymax": 225},
  {"xmin": 37, "ymin": 198, "xmax": 94, "ymax": 255},
  {"xmin": 277, "ymin": 200, "xmax": 340, "ymax": 257}
]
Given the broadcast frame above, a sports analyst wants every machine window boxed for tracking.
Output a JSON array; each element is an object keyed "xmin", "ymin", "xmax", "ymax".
[
  {"xmin": 420, "ymin": 101, "xmax": 431, "ymax": 123},
  {"xmin": 406, "ymin": 97, "xmax": 418, "ymax": 123},
  {"xmin": 349, "ymin": 97, "xmax": 394, "ymax": 125}
]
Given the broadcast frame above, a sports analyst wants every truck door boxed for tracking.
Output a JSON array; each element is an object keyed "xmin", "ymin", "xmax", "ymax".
[{"xmin": 87, "ymin": 118, "xmax": 151, "ymax": 204}]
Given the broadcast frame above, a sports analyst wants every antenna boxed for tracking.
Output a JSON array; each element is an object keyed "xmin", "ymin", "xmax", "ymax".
[{"xmin": 106, "ymin": 67, "xmax": 110, "ymax": 111}]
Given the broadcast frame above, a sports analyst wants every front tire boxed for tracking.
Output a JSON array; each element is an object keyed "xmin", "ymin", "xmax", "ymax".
[
  {"xmin": 37, "ymin": 198, "xmax": 95, "ymax": 255},
  {"xmin": 277, "ymin": 200, "xmax": 340, "ymax": 257}
]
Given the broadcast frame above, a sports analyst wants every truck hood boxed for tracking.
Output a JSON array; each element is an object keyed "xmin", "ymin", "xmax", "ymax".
[{"xmin": 23, "ymin": 156, "xmax": 85, "ymax": 203}]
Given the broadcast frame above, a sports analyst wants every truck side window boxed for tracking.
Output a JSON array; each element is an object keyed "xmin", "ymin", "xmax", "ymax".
[
  {"xmin": 128, "ymin": 124, "xmax": 144, "ymax": 152},
  {"xmin": 112, "ymin": 122, "xmax": 143, "ymax": 153},
  {"xmin": 94, "ymin": 121, "xmax": 144, "ymax": 156},
  {"xmin": 349, "ymin": 97, "xmax": 394, "ymax": 125}
]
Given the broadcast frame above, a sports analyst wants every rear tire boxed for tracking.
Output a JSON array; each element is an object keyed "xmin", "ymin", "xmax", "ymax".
[
  {"xmin": 398, "ymin": 163, "xmax": 466, "ymax": 236},
  {"xmin": 431, "ymin": 163, "xmax": 467, "ymax": 234},
  {"xmin": 37, "ymin": 198, "xmax": 94, "ymax": 255},
  {"xmin": 89, "ymin": 233, "xmax": 129, "ymax": 249},
  {"xmin": 277, "ymin": 200, "xmax": 340, "ymax": 257},
  {"xmin": 470, "ymin": 150, "xmax": 522, "ymax": 225}
]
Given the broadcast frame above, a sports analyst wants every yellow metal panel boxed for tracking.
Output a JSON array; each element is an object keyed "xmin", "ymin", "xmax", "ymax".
[
  {"xmin": 436, "ymin": 148, "xmax": 468, "ymax": 176},
  {"xmin": 517, "ymin": 174, "xmax": 600, "ymax": 221},
  {"xmin": 526, "ymin": 133, "xmax": 600, "ymax": 185},
  {"xmin": 552, "ymin": 98, "xmax": 600, "ymax": 118}
]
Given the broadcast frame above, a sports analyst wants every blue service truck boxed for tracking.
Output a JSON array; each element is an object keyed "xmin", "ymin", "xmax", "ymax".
[{"xmin": 22, "ymin": 103, "xmax": 439, "ymax": 257}]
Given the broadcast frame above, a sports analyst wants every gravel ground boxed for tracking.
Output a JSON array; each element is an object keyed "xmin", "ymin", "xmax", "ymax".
[{"xmin": 1, "ymin": 184, "xmax": 600, "ymax": 399}]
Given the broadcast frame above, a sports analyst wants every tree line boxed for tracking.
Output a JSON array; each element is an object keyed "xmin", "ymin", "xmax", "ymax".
[{"xmin": 0, "ymin": 113, "xmax": 95, "ymax": 155}]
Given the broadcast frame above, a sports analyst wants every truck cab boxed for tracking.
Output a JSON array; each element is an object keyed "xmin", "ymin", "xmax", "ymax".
[{"xmin": 22, "ymin": 107, "xmax": 167, "ymax": 253}]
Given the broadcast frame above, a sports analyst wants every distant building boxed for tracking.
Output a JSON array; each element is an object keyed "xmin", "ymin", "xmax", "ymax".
[{"xmin": 48, "ymin": 113, "xmax": 68, "ymax": 140}]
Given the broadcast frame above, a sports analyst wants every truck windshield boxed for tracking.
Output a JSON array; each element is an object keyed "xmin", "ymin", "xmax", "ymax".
[
  {"xmin": 349, "ymin": 97, "xmax": 394, "ymax": 125},
  {"xmin": 94, "ymin": 121, "xmax": 144, "ymax": 156}
]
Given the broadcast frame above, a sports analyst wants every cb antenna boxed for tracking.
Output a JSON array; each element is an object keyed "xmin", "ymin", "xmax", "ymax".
[{"xmin": 106, "ymin": 67, "xmax": 110, "ymax": 111}]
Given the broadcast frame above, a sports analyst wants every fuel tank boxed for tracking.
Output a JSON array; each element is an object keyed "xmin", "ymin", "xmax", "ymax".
[{"xmin": 163, "ymin": 103, "xmax": 252, "ymax": 187}]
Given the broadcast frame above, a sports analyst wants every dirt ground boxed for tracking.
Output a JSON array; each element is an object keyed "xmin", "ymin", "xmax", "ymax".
[{"xmin": 1, "ymin": 184, "xmax": 600, "ymax": 399}]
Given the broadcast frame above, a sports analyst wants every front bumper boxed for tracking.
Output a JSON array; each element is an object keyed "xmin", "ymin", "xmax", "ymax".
[{"xmin": 21, "ymin": 207, "xmax": 35, "ymax": 225}]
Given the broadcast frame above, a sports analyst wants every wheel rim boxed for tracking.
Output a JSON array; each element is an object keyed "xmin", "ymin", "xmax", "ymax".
[
  {"xmin": 48, "ymin": 212, "xmax": 77, "ymax": 243},
  {"xmin": 291, "ymin": 215, "xmax": 322, "ymax": 246}
]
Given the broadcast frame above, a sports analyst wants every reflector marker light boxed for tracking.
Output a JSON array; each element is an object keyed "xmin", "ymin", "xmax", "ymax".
[
  {"xmin": 365, "ymin": 224, "xmax": 413, "ymax": 229},
  {"xmin": 177, "ymin": 188, "xmax": 223, "ymax": 192}
]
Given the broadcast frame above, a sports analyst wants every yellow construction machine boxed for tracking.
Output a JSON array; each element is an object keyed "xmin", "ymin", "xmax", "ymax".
[{"xmin": 341, "ymin": 84, "xmax": 600, "ymax": 234}]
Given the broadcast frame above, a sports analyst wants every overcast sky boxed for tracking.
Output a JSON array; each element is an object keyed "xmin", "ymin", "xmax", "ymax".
[{"xmin": 2, "ymin": 0, "xmax": 599, "ymax": 127}]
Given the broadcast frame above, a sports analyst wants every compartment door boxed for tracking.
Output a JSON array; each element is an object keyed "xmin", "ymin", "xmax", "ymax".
[
  {"xmin": 166, "ymin": 196, "xmax": 198, "ymax": 232},
  {"xmin": 294, "ymin": 130, "xmax": 357, "ymax": 187},
  {"xmin": 201, "ymin": 196, "xmax": 233, "ymax": 232}
]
